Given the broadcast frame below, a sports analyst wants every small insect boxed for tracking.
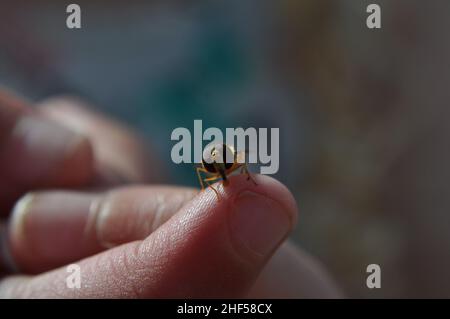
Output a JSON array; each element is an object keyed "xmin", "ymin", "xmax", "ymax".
[{"xmin": 196, "ymin": 143, "xmax": 257, "ymax": 198}]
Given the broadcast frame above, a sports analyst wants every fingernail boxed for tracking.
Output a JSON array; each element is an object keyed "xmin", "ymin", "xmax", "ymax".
[
  {"xmin": 10, "ymin": 193, "xmax": 34, "ymax": 245},
  {"xmin": 9, "ymin": 192, "xmax": 97, "ymax": 261},
  {"xmin": 9, "ymin": 116, "xmax": 87, "ymax": 182},
  {"xmin": 230, "ymin": 191, "xmax": 293, "ymax": 257},
  {"xmin": 7, "ymin": 193, "xmax": 35, "ymax": 272}
]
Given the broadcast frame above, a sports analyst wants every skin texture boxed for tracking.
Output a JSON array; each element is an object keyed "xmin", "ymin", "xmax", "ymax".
[
  {"xmin": 0, "ymin": 89, "xmax": 342, "ymax": 298},
  {"xmin": 0, "ymin": 89, "xmax": 94, "ymax": 215}
]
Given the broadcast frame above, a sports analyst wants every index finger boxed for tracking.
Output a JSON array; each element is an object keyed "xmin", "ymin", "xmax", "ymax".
[{"xmin": 0, "ymin": 88, "xmax": 94, "ymax": 214}]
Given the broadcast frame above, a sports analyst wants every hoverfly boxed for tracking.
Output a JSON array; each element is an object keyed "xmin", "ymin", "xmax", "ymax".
[{"xmin": 196, "ymin": 143, "xmax": 257, "ymax": 198}]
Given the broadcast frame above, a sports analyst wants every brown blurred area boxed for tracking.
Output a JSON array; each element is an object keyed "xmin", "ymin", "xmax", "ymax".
[
  {"xmin": 278, "ymin": 0, "xmax": 450, "ymax": 297},
  {"xmin": 1, "ymin": 0, "xmax": 450, "ymax": 297}
]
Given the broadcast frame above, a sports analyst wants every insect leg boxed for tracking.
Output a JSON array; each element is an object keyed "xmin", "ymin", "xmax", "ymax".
[
  {"xmin": 197, "ymin": 168, "xmax": 222, "ymax": 200},
  {"xmin": 196, "ymin": 167, "xmax": 208, "ymax": 190},
  {"xmin": 241, "ymin": 163, "xmax": 257, "ymax": 185},
  {"xmin": 204, "ymin": 175, "xmax": 221, "ymax": 182},
  {"xmin": 203, "ymin": 176, "xmax": 221, "ymax": 199}
]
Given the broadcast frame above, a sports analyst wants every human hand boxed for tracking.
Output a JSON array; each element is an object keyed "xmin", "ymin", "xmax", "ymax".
[{"xmin": 0, "ymin": 90, "xmax": 340, "ymax": 298}]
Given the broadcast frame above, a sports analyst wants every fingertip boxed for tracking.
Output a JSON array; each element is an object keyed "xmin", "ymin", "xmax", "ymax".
[
  {"xmin": 126, "ymin": 174, "xmax": 300, "ymax": 297},
  {"xmin": 203, "ymin": 174, "xmax": 299, "ymax": 229},
  {"xmin": 248, "ymin": 174, "xmax": 299, "ymax": 227}
]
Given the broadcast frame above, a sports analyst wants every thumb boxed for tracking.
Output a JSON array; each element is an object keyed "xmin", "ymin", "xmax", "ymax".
[{"xmin": 0, "ymin": 175, "xmax": 298, "ymax": 298}]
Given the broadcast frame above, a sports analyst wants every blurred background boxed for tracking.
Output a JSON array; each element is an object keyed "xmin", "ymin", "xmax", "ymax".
[{"xmin": 1, "ymin": 0, "xmax": 450, "ymax": 298}]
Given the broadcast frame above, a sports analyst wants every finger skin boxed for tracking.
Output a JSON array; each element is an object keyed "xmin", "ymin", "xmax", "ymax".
[
  {"xmin": 0, "ymin": 174, "xmax": 298, "ymax": 298},
  {"xmin": 7, "ymin": 183, "xmax": 342, "ymax": 299},
  {"xmin": 8, "ymin": 186, "xmax": 197, "ymax": 273},
  {"xmin": 38, "ymin": 97, "xmax": 165, "ymax": 184},
  {"xmin": 0, "ymin": 89, "xmax": 94, "ymax": 214}
]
